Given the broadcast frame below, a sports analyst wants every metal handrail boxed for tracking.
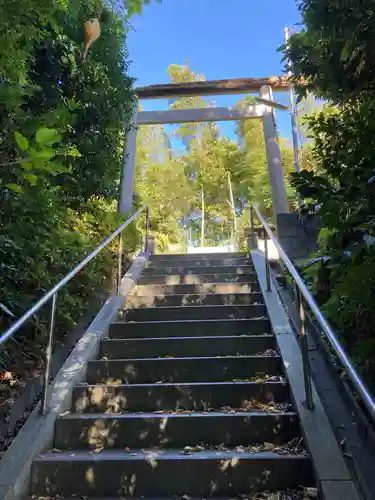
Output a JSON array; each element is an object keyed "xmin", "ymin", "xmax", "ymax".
[
  {"xmin": 0, "ymin": 205, "xmax": 150, "ymax": 414},
  {"xmin": 251, "ymin": 204, "xmax": 375, "ymax": 422}
]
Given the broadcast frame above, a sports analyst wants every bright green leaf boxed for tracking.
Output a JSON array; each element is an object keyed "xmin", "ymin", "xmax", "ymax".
[
  {"xmin": 35, "ymin": 128, "xmax": 61, "ymax": 146},
  {"xmin": 62, "ymin": 145, "xmax": 82, "ymax": 158},
  {"xmin": 53, "ymin": 163, "xmax": 71, "ymax": 173},
  {"xmin": 20, "ymin": 160, "xmax": 32, "ymax": 171},
  {"xmin": 5, "ymin": 183, "xmax": 23, "ymax": 193},
  {"xmin": 35, "ymin": 148, "xmax": 55, "ymax": 160},
  {"xmin": 14, "ymin": 132, "xmax": 29, "ymax": 152},
  {"xmin": 23, "ymin": 173, "xmax": 38, "ymax": 185}
]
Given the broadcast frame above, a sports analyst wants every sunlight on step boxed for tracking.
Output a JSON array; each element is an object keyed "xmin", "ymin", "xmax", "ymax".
[{"xmin": 257, "ymin": 238, "xmax": 279, "ymax": 260}]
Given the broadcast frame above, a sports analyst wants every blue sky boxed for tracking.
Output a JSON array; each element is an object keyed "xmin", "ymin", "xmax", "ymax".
[{"xmin": 127, "ymin": 0, "xmax": 302, "ymax": 147}]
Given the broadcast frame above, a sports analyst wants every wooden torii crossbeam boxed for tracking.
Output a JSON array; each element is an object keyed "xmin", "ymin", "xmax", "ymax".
[{"xmin": 134, "ymin": 76, "xmax": 290, "ymax": 99}]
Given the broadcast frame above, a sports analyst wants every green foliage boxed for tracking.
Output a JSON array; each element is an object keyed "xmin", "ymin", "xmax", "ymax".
[
  {"xmin": 124, "ymin": 0, "xmax": 162, "ymax": 18},
  {"xmin": 283, "ymin": 0, "xmax": 375, "ymax": 105},
  {"xmin": 167, "ymin": 63, "xmax": 217, "ymax": 149},
  {"xmin": 0, "ymin": 0, "xmax": 147, "ymax": 379},
  {"xmin": 286, "ymin": 0, "xmax": 375, "ymax": 391}
]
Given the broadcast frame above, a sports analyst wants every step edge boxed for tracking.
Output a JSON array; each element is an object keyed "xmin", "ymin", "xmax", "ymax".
[
  {"xmin": 34, "ymin": 449, "xmax": 310, "ymax": 462},
  {"xmin": 101, "ymin": 334, "xmax": 276, "ymax": 342},
  {"xmin": 58, "ymin": 410, "xmax": 298, "ymax": 420},
  {"xmin": 89, "ymin": 355, "xmax": 281, "ymax": 363}
]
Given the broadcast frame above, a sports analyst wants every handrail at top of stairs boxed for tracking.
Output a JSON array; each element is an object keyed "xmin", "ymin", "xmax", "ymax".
[
  {"xmin": 250, "ymin": 203, "xmax": 375, "ymax": 423},
  {"xmin": 0, "ymin": 205, "xmax": 150, "ymax": 414}
]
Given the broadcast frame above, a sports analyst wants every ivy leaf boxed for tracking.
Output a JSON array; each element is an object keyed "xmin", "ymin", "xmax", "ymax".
[
  {"xmin": 14, "ymin": 132, "xmax": 29, "ymax": 152},
  {"xmin": 36, "ymin": 128, "xmax": 61, "ymax": 146},
  {"xmin": 23, "ymin": 173, "xmax": 38, "ymax": 186},
  {"xmin": 5, "ymin": 183, "xmax": 23, "ymax": 194},
  {"xmin": 20, "ymin": 160, "xmax": 32, "ymax": 171},
  {"xmin": 52, "ymin": 163, "xmax": 71, "ymax": 174},
  {"xmin": 35, "ymin": 148, "xmax": 55, "ymax": 160},
  {"xmin": 62, "ymin": 145, "xmax": 82, "ymax": 158}
]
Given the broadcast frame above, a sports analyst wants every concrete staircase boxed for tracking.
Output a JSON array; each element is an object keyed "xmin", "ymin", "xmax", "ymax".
[{"xmin": 31, "ymin": 253, "xmax": 315, "ymax": 497}]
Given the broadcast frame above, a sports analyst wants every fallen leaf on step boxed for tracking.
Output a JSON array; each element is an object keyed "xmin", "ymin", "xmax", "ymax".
[
  {"xmin": 263, "ymin": 442, "xmax": 274, "ymax": 451},
  {"xmin": 193, "ymin": 445, "xmax": 205, "ymax": 452},
  {"xmin": 89, "ymin": 447, "xmax": 104, "ymax": 454},
  {"xmin": 303, "ymin": 487, "xmax": 318, "ymax": 498}
]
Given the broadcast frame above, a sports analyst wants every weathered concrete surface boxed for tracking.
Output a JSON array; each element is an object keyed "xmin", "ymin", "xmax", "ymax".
[
  {"xmin": 99, "ymin": 334, "xmax": 276, "ymax": 358},
  {"xmin": 109, "ymin": 317, "xmax": 271, "ymax": 338},
  {"xmin": 251, "ymin": 249, "xmax": 361, "ymax": 500},
  {"xmin": 122, "ymin": 303, "xmax": 267, "ymax": 321},
  {"xmin": 86, "ymin": 355, "xmax": 282, "ymax": 384},
  {"xmin": 0, "ymin": 252, "xmax": 149, "ymax": 500},
  {"xmin": 54, "ymin": 410, "xmax": 299, "ymax": 449},
  {"xmin": 72, "ymin": 380, "xmax": 289, "ymax": 413},
  {"xmin": 321, "ymin": 480, "xmax": 361, "ymax": 500},
  {"xmin": 126, "ymin": 291, "xmax": 264, "ymax": 307},
  {"xmin": 32, "ymin": 449, "xmax": 313, "ymax": 497},
  {"xmin": 277, "ymin": 213, "xmax": 320, "ymax": 261}
]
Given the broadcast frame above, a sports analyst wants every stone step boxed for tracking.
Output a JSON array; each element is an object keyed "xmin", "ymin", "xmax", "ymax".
[
  {"xmin": 126, "ymin": 292, "xmax": 264, "ymax": 308},
  {"xmin": 31, "ymin": 449, "xmax": 313, "ymax": 497},
  {"xmin": 72, "ymin": 381, "xmax": 290, "ymax": 413},
  {"xmin": 152, "ymin": 252, "xmax": 245, "ymax": 261},
  {"xmin": 109, "ymin": 318, "xmax": 270, "ymax": 339},
  {"xmin": 120, "ymin": 304, "xmax": 267, "ymax": 322},
  {"xmin": 54, "ymin": 410, "xmax": 300, "ymax": 450},
  {"xmin": 133, "ymin": 282, "xmax": 261, "ymax": 295},
  {"xmin": 150, "ymin": 257, "xmax": 251, "ymax": 268},
  {"xmin": 138, "ymin": 273, "xmax": 257, "ymax": 285},
  {"xmin": 143, "ymin": 265, "xmax": 254, "ymax": 276},
  {"xmin": 86, "ymin": 355, "xmax": 282, "ymax": 384},
  {"xmin": 99, "ymin": 335, "xmax": 276, "ymax": 359}
]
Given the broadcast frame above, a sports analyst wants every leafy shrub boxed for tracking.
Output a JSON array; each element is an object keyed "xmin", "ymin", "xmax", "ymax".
[{"xmin": 286, "ymin": 0, "xmax": 375, "ymax": 391}]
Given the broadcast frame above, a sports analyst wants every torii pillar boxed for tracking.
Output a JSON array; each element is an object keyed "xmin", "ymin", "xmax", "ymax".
[{"xmin": 260, "ymin": 84, "xmax": 289, "ymax": 222}]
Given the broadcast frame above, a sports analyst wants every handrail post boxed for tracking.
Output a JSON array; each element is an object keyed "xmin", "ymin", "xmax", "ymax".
[
  {"xmin": 296, "ymin": 288, "xmax": 314, "ymax": 410},
  {"xmin": 145, "ymin": 206, "xmax": 150, "ymax": 253},
  {"xmin": 40, "ymin": 292, "xmax": 58, "ymax": 415},
  {"xmin": 117, "ymin": 232, "xmax": 123, "ymax": 294},
  {"xmin": 250, "ymin": 205, "xmax": 256, "ymax": 249},
  {"xmin": 264, "ymin": 228, "xmax": 271, "ymax": 292}
]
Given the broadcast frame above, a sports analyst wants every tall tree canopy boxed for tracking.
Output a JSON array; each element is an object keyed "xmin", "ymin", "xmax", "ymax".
[{"xmin": 136, "ymin": 63, "xmax": 296, "ymax": 249}]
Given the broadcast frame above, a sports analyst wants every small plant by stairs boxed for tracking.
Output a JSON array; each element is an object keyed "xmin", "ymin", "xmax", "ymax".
[{"xmin": 31, "ymin": 253, "xmax": 317, "ymax": 498}]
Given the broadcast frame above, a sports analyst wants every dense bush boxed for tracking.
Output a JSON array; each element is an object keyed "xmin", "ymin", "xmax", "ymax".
[
  {"xmin": 285, "ymin": 0, "xmax": 375, "ymax": 390},
  {"xmin": 0, "ymin": 0, "xmax": 144, "ymax": 375}
]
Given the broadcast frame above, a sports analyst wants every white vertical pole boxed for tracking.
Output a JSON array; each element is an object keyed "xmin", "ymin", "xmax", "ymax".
[
  {"xmin": 284, "ymin": 27, "xmax": 301, "ymax": 175},
  {"xmin": 201, "ymin": 185, "xmax": 205, "ymax": 248},
  {"xmin": 227, "ymin": 172, "xmax": 237, "ymax": 249},
  {"xmin": 260, "ymin": 84, "xmax": 289, "ymax": 222},
  {"xmin": 119, "ymin": 109, "xmax": 138, "ymax": 214}
]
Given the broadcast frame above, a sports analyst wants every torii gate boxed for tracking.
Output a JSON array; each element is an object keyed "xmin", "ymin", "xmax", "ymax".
[{"xmin": 119, "ymin": 75, "xmax": 294, "ymax": 230}]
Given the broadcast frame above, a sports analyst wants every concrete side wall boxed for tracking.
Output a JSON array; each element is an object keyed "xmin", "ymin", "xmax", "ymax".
[
  {"xmin": 0, "ymin": 253, "xmax": 149, "ymax": 500},
  {"xmin": 277, "ymin": 213, "xmax": 320, "ymax": 261}
]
